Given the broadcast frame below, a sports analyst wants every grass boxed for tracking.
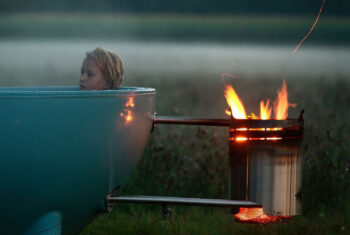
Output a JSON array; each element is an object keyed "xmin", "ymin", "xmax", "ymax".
[
  {"xmin": 0, "ymin": 13, "xmax": 350, "ymax": 44},
  {"xmin": 83, "ymin": 207, "xmax": 350, "ymax": 235},
  {"xmin": 81, "ymin": 75, "xmax": 350, "ymax": 234}
]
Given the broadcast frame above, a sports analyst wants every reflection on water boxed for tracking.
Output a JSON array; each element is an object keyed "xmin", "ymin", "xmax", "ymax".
[{"xmin": 0, "ymin": 39, "xmax": 349, "ymax": 86}]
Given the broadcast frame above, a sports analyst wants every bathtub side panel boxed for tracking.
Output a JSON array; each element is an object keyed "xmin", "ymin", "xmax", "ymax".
[{"xmin": 0, "ymin": 92, "xmax": 155, "ymax": 235}]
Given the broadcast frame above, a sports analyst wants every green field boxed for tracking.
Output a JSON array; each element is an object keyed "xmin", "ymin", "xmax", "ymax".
[
  {"xmin": 1, "ymin": 13, "xmax": 350, "ymax": 44},
  {"xmin": 81, "ymin": 75, "xmax": 350, "ymax": 234}
]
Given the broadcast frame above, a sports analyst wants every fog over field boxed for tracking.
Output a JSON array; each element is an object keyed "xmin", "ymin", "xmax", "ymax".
[{"xmin": 0, "ymin": 40, "xmax": 349, "ymax": 87}]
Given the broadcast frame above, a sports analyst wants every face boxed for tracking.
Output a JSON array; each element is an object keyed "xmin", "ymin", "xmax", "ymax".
[{"xmin": 80, "ymin": 58, "xmax": 107, "ymax": 90}]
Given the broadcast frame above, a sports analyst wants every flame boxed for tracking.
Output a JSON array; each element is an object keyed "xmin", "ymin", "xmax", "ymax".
[
  {"xmin": 250, "ymin": 113, "xmax": 258, "ymax": 119},
  {"xmin": 224, "ymin": 80, "xmax": 296, "ymax": 120},
  {"xmin": 224, "ymin": 85, "xmax": 246, "ymax": 119},
  {"xmin": 274, "ymin": 80, "xmax": 296, "ymax": 120},
  {"xmin": 234, "ymin": 207, "xmax": 291, "ymax": 224},
  {"xmin": 260, "ymin": 100, "xmax": 271, "ymax": 120}
]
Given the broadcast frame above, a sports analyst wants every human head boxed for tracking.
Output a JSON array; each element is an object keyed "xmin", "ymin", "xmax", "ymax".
[{"xmin": 80, "ymin": 47, "xmax": 124, "ymax": 90}]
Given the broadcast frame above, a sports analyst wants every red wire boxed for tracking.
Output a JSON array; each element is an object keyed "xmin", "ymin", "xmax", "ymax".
[{"xmin": 293, "ymin": 0, "xmax": 326, "ymax": 54}]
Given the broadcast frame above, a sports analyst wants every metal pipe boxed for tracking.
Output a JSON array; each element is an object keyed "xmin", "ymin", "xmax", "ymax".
[
  {"xmin": 108, "ymin": 195, "xmax": 261, "ymax": 208},
  {"xmin": 154, "ymin": 116, "xmax": 230, "ymax": 127},
  {"xmin": 153, "ymin": 109, "xmax": 304, "ymax": 128}
]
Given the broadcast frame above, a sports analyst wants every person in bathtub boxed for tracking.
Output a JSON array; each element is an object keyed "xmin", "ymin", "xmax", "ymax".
[{"xmin": 80, "ymin": 47, "xmax": 124, "ymax": 90}]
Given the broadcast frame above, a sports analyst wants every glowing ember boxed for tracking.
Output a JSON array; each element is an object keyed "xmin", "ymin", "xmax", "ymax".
[
  {"xmin": 235, "ymin": 136, "xmax": 248, "ymax": 142},
  {"xmin": 266, "ymin": 137, "xmax": 282, "ymax": 141},
  {"xmin": 229, "ymin": 137, "xmax": 282, "ymax": 142},
  {"xmin": 236, "ymin": 128, "xmax": 248, "ymax": 131},
  {"xmin": 224, "ymin": 80, "xmax": 296, "ymax": 120},
  {"xmin": 234, "ymin": 207, "xmax": 291, "ymax": 224}
]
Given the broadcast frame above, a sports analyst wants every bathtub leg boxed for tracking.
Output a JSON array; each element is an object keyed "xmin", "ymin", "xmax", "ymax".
[{"xmin": 162, "ymin": 204, "xmax": 172, "ymax": 222}]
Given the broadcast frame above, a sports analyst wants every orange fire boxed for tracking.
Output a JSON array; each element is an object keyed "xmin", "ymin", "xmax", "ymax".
[
  {"xmin": 234, "ymin": 207, "xmax": 291, "ymax": 224},
  {"xmin": 224, "ymin": 80, "xmax": 296, "ymax": 120},
  {"xmin": 224, "ymin": 80, "xmax": 296, "ymax": 142},
  {"xmin": 260, "ymin": 100, "xmax": 271, "ymax": 120},
  {"xmin": 224, "ymin": 86, "xmax": 247, "ymax": 119},
  {"xmin": 274, "ymin": 80, "xmax": 297, "ymax": 120}
]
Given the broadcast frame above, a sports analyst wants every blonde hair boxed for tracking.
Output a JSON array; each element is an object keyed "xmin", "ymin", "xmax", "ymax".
[{"xmin": 85, "ymin": 47, "xmax": 124, "ymax": 89}]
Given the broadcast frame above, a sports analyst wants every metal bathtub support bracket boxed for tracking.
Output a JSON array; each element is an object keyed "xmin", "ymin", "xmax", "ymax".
[
  {"xmin": 106, "ymin": 195, "xmax": 260, "ymax": 220},
  {"xmin": 152, "ymin": 115, "xmax": 231, "ymax": 131}
]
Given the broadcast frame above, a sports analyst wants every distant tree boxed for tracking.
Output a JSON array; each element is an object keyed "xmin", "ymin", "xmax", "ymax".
[{"xmin": 0, "ymin": 0, "xmax": 348, "ymax": 16}]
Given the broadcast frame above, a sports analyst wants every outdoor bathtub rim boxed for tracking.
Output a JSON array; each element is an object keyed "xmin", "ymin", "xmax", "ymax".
[{"xmin": 0, "ymin": 86, "xmax": 156, "ymax": 98}]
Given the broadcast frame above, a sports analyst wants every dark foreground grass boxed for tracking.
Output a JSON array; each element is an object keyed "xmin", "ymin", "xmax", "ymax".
[
  {"xmin": 1, "ymin": 13, "xmax": 350, "ymax": 44},
  {"xmin": 82, "ymin": 75, "xmax": 350, "ymax": 234},
  {"xmin": 84, "ymin": 206, "xmax": 350, "ymax": 235}
]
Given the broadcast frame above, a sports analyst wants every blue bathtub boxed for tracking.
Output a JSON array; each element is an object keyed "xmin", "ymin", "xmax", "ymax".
[{"xmin": 0, "ymin": 87, "xmax": 156, "ymax": 234}]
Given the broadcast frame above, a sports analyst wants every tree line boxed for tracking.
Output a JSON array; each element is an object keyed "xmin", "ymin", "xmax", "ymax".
[{"xmin": 0, "ymin": 0, "xmax": 348, "ymax": 16}]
